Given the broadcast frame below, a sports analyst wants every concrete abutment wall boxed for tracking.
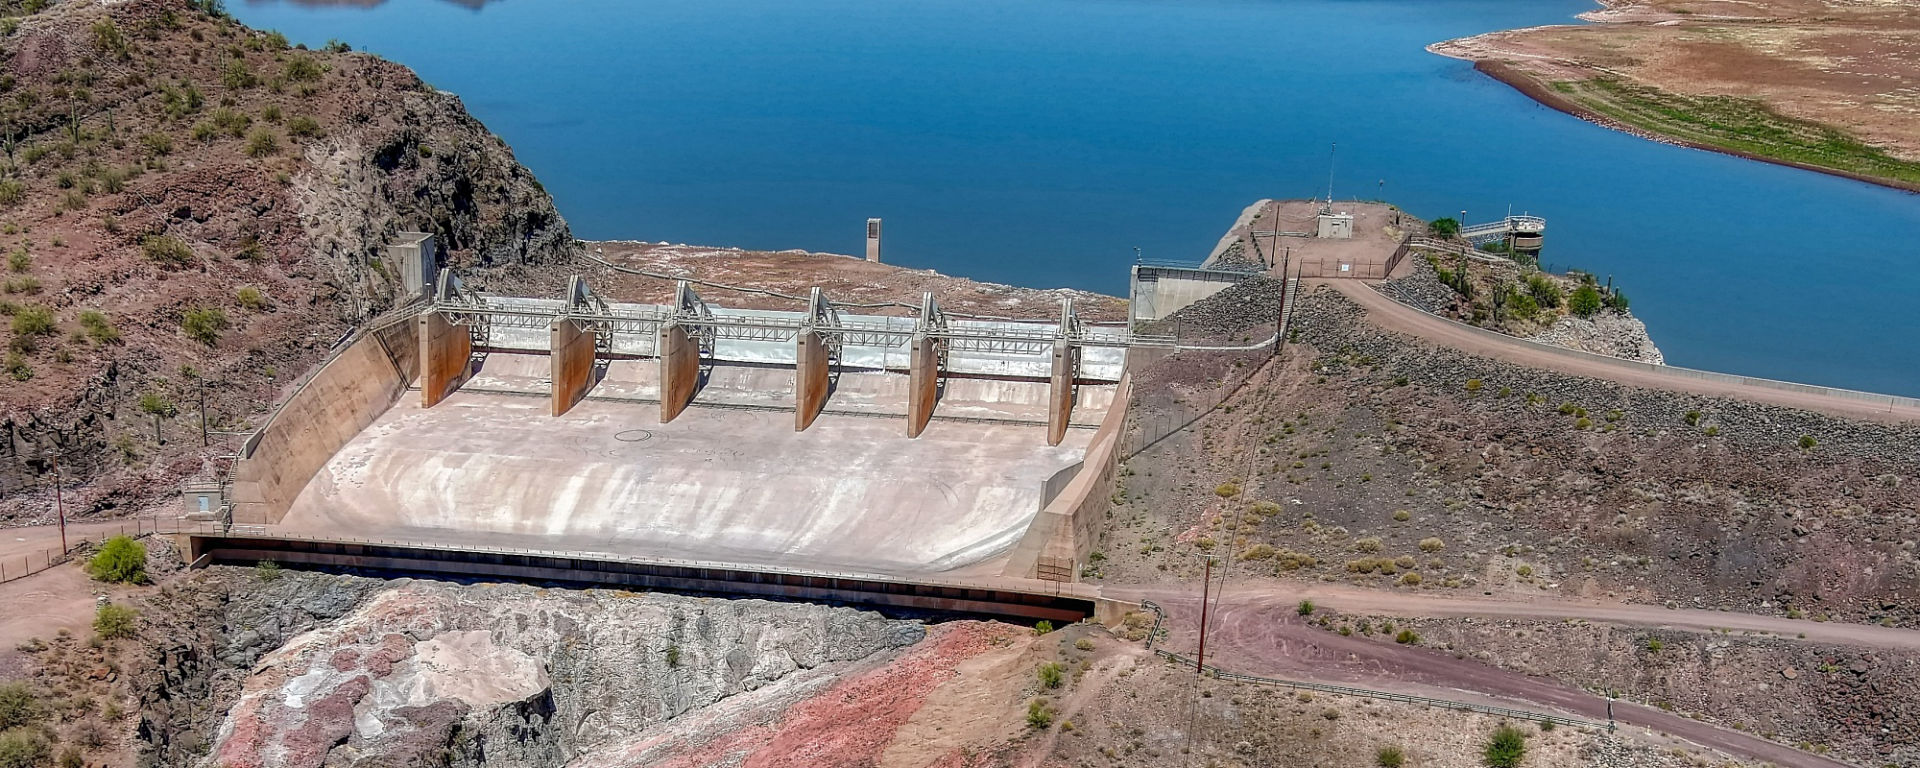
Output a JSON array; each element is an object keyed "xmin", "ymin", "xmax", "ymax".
[
  {"xmin": 229, "ymin": 315, "xmax": 419, "ymax": 525},
  {"xmin": 1004, "ymin": 372, "xmax": 1131, "ymax": 582}
]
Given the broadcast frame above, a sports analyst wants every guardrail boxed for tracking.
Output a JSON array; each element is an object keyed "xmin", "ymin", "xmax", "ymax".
[{"xmin": 1149, "ymin": 647, "xmax": 1611, "ymax": 731}]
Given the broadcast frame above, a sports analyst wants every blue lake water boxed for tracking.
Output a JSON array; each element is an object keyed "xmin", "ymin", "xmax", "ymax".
[{"xmin": 234, "ymin": 0, "xmax": 1920, "ymax": 396}]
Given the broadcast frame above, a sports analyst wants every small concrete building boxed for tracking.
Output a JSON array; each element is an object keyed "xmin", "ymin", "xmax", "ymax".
[
  {"xmin": 387, "ymin": 232, "xmax": 439, "ymax": 297},
  {"xmin": 1316, "ymin": 211, "xmax": 1354, "ymax": 239}
]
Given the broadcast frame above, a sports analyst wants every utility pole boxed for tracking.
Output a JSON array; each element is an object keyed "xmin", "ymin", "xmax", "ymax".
[
  {"xmin": 1196, "ymin": 555, "xmax": 1213, "ymax": 673},
  {"xmin": 53, "ymin": 453, "xmax": 66, "ymax": 555}
]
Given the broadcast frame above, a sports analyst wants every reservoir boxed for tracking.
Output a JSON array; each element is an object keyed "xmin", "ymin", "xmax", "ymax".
[{"xmin": 233, "ymin": 0, "xmax": 1920, "ymax": 396}]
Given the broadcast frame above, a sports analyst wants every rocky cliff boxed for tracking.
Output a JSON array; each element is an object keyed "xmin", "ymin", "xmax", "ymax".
[
  {"xmin": 130, "ymin": 569, "xmax": 925, "ymax": 768},
  {"xmin": 0, "ymin": 0, "xmax": 572, "ymax": 520}
]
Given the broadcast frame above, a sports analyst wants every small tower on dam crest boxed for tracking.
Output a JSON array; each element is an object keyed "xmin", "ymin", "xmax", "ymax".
[{"xmin": 866, "ymin": 218, "xmax": 882, "ymax": 263}]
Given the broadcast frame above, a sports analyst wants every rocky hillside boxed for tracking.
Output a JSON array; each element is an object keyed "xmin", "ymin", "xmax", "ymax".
[{"xmin": 0, "ymin": 0, "xmax": 571, "ymax": 521}]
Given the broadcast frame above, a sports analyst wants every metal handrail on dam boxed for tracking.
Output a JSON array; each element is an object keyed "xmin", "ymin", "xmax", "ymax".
[{"xmin": 163, "ymin": 521, "xmax": 1102, "ymax": 622}]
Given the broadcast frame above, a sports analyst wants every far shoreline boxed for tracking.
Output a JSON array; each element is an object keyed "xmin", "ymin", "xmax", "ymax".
[{"xmin": 1471, "ymin": 60, "xmax": 1920, "ymax": 196}]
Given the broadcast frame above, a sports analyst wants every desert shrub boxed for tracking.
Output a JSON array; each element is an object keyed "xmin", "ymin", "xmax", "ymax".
[
  {"xmin": 0, "ymin": 728, "xmax": 50, "ymax": 768},
  {"xmin": 264, "ymin": 31, "xmax": 289, "ymax": 50},
  {"xmin": 1646, "ymin": 637, "xmax": 1663, "ymax": 652},
  {"xmin": 8, "ymin": 304, "xmax": 51, "ymax": 336},
  {"xmin": 1392, "ymin": 555, "xmax": 1416, "ymax": 569},
  {"xmin": 222, "ymin": 58, "xmax": 256, "ymax": 89},
  {"xmin": 0, "ymin": 180, "xmax": 22, "ymax": 206},
  {"xmin": 142, "ymin": 132, "xmax": 173, "ymax": 156},
  {"xmin": 283, "ymin": 54, "xmax": 323, "ymax": 82},
  {"xmin": 262, "ymin": 104, "xmax": 282, "ymax": 123},
  {"xmin": 287, "ymin": 115, "xmax": 324, "ymax": 139},
  {"xmin": 1574, "ymin": 417, "xmax": 1592, "ymax": 430},
  {"xmin": 1399, "ymin": 573, "xmax": 1422, "ymax": 586},
  {"xmin": 77, "ymin": 310, "xmax": 118, "ymax": 344},
  {"xmin": 1214, "ymin": 482, "xmax": 1240, "ymax": 498},
  {"xmin": 1684, "ymin": 410, "xmax": 1702, "ymax": 426},
  {"xmin": 1515, "ymin": 564, "xmax": 1534, "ymax": 578},
  {"xmin": 1074, "ymin": 638, "xmax": 1093, "ymax": 651},
  {"xmin": 1391, "ymin": 509, "xmax": 1411, "ymax": 522},
  {"xmin": 5, "ymin": 249, "xmax": 24, "ymax": 273},
  {"xmin": 244, "ymin": 128, "xmax": 278, "ymax": 157},
  {"xmin": 1569, "ymin": 283, "xmax": 1602, "ymax": 317},
  {"xmin": 138, "ymin": 392, "xmax": 175, "ymax": 417},
  {"xmin": 92, "ymin": 603, "xmax": 138, "ymax": 639},
  {"xmin": 1525, "ymin": 274, "xmax": 1562, "ymax": 309},
  {"xmin": 86, "ymin": 536, "xmax": 146, "ymax": 583},
  {"xmin": 1419, "ymin": 537, "xmax": 1445, "ymax": 553},
  {"xmin": 1377, "ymin": 746, "xmax": 1406, "ymax": 768},
  {"xmin": 255, "ymin": 560, "xmax": 283, "ymax": 581},
  {"xmin": 212, "ymin": 108, "xmax": 251, "ymax": 137},
  {"xmin": 235, "ymin": 286, "xmax": 266, "ymax": 309},
  {"xmin": 1274, "ymin": 550, "xmax": 1317, "ymax": 571},
  {"xmin": 57, "ymin": 745, "xmax": 82, "ymax": 768},
  {"xmin": 190, "ymin": 121, "xmax": 217, "ymax": 142},
  {"xmin": 1798, "ymin": 435, "xmax": 1817, "ymax": 451},
  {"xmin": 1353, "ymin": 537, "xmax": 1382, "ymax": 553},
  {"xmin": 1032, "ymin": 620, "xmax": 1053, "ymax": 636},
  {"xmin": 1025, "ymin": 699, "xmax": 1053, "ymax": 729},
  {"xmin": 1037, "ymin": 662, "xmax": 1063, "ymax": 689},
  {"xmin": 181, "ymin": 306, "xmax": 229, "ymax": 346},
  {"xmin": 1239, "ymin": 544, "xmax": 1275, "ymax": 561},
  {"xmin": 2, "ymin": 352, "xmax": 26, "ymax": 381},
  {"xmin": 1395, "ymin": 629, "xmax": 1419, "ymax": 643},
  {"xmin": 1427, "ymin": 217, "xmax": 1459, "ymax": 238},
  {"xmin": 0, "ymin": 683, "xmax": 42, "ymax": 730},
  {"xmin": 91, "ymin": 18, "xmax": 127, "ymax": 59},
  {"xmin": 141, "ymin": 235, "xmax": 195, "ymax": 267},
  {"xmin": 59, "ymin": 190, "xmax": 86, "ymax": 211},
  {"xmin": 1484, "ymin": 725, "xmax": 1526, "ymax": 767},
  {"xmin": 1465, "ymin": 378, "xmax": 1483, "ymax": 393},
  {"xmin": 1296, "ymin": 600, "xmax": 1314, "ymax": 616}
]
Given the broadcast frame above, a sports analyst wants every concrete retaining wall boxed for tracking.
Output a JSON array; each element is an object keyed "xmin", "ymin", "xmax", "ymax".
[
  {"xmin": 1003, "ymin": 373, "xmax": 1132, "ymax": 581},
  {"xmin": 230, "ymin": 316, "xmax": 419, "ymax": 525}
]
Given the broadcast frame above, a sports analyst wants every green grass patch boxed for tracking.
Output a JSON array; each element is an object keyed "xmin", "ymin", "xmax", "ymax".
[{"xmin": 1551, "ymin": 77, "xmax": 1920, "ymax": 186}]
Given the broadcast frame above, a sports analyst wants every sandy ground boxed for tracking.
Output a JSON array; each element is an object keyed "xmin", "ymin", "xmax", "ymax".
[
  {"xmin": 281, "ymin": 388, "xmax": 1092, "ymax": 577},
  {"xmin": 1328, "ymin": 279, "xmax": 1920, "ymax": 423},
  {"xmin": 1124, "ymin": 584, "xmax": 1864, "ymax": 768},
  {"xmin": 0, "ymin": 522, "xmax": 155, "ymax": 674},
  {"xmin": 1430, "ymin": 0, "xmax": 1920, "ymax": 175}
]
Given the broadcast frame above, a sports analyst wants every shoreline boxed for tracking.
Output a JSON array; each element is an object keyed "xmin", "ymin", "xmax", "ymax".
[{"xmin": 1471, "ymin": 60, "xmax": 1920, "ymax": 196}]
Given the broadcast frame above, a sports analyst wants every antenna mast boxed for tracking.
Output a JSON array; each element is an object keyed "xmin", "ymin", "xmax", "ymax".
[{"xmin": 1322, "ymin": 142, "xmax": 1337, "ymax": 214}]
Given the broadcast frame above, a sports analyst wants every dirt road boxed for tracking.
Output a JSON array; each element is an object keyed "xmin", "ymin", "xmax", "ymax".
[
  {"xmin": 0, "ymin": 521, "xmax": 157, "ymax": 675},
  {"xmin": 1325, "ymin": 280, "xmax": 1920, "ymax": 425},
  {"xmin": 1117, "ymin": 584, "xmax": 1866, "ymax": 768},
  {"xmin": 1121, "ymin": 580, "xmax": 1920, "ymax": 652}
]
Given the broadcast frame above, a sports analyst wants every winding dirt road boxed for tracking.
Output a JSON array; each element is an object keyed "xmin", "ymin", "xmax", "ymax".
[
  {"xmin": 1324, "ymin": 280, "xmax": 1920, "ymax": 425},
  {"xmin": 1115, "ymin": 583, "xmax": 1880, "ymax": 768}
]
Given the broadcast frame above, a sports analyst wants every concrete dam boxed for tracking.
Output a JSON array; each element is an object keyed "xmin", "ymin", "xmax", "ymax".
[{"xmin": 186, "ymin": 255, "xmax": 1203, "ymax": 619}]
